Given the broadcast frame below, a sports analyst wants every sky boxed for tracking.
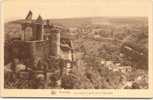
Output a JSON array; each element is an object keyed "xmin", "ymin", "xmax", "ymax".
[{"xmin": 3, "ymin": 0, "xmax": 152, "ymax": 22}]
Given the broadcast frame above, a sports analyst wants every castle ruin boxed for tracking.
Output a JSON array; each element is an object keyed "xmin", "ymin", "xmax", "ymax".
[{"xmin": 9, "ymin": 11, "xmax": 74, "ymax": 72}]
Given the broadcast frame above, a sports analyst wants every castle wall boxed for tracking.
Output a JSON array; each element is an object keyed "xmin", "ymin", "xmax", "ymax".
[
  {"xmin": 11, "ymin": 40, "xmax": 50, "ymax": 68},
  {"xmin": 32, "ymin": 40, "xmax": 50, "ymax": 58},
  {"xmin": 49, "ymin": 31, "xmax": 60, "ymax": 56},
  {"xmin": 32, "ymin": 24, "xmax": 43, "ymax": 40},
  {"xmin": 11, "ymin": 40, "xmax": 33, "ymax": 66},
  {"xmin": 23, "ymin": 26, "xmax": 33, "ymax": 41},
  {"xmin": 27, "ymin": 40, "xmax": 50, "ymax": 67}
]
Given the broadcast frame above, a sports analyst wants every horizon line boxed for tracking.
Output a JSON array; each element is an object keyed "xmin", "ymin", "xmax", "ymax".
[{"xmin": 4, "ymin": 15, "xmax": 148, "ymax": 23}]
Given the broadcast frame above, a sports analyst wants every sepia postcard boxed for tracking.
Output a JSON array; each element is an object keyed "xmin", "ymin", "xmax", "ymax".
[{"xmin": 0, "ymin": 0, "xmax": 153, "ymax": 98}]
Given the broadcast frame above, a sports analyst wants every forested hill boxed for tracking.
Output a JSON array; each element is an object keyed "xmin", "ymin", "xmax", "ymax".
[{"xmin": 4, "ymin": 17, "xmax": 148, "ymax": 89}]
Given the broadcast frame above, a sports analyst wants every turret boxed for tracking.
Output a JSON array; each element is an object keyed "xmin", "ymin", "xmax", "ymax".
[
  {"xmin": 32, "ymin": 15, "xmax": 44, "ymax": 41},
  {"xmin": 22, "ymin": 11, "xmax": 45, "ymax": 41},
  {"xmin": 21, "ymin": 10, "xmax": 33, "ymax": 41},
  {"xmin": 49, "ymin": 28, "xmax": 60, "ymax": 56},
  {"xmin": 25, "ymin": 10, "xmax": 32, "ymax": 21}
]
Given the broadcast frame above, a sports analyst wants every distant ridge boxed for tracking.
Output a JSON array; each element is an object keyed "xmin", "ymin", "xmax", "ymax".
[{"xmin": 5, "ymin": 17, "xmax": 148, "ymax": 30}]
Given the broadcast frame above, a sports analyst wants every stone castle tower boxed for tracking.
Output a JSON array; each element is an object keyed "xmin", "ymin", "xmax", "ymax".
[
  {"xmin": 22, "ymin": 11, "xmax": 61, "ymax": 55},
  {"xmin": 10, "ymin": 11, "xmax": 61, "ymax": 68},
  {"xmin": 9, "ymin": 10, "xmax": 73, "ymax": 70},
  {"xmin": 32, "ymin": 15, "xmax": 44, "ymax": 41}
]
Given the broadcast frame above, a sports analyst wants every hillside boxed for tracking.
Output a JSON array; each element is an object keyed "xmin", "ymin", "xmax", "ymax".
[{"xmin": 4, "ymin": 17, "xmax": 148, "ymax": 89}]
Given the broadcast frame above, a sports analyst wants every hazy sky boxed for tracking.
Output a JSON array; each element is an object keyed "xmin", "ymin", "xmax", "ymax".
[{"xmin": 3, "ymin": 0, "xmax": 151, "ymax": 22}]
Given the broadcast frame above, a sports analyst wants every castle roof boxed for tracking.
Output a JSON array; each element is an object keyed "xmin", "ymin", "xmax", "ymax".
[
  {"xmin": 25, "ymin": 10, "xmax": 32, "ymax": 20},
  {"xmin": 36, "ymin": 15, "xmax": 43, "ymax": 24}
]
